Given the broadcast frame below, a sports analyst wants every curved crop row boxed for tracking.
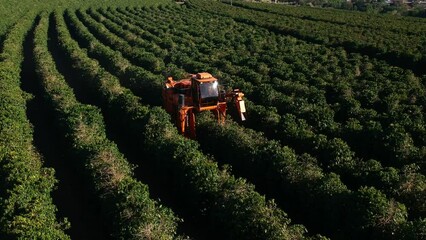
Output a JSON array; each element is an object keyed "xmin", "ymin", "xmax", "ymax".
[
  {"xmin": 87, "ymin": 6, "xmax": 426, "ymax": 223},
  {"xmin": 231, "ymin": 1, "xmax": 426, "ymax": 35},
  {"xmin": 55, "ymin": 9, "xmax": 314, "ymax": 240},
  {"xmin": 102, "ymin": 7, "xmax": 346, "ymax": 158},
  {"xmin": 75, "ymin": 9, "xmax": 165, "ymax": 75},
  {"xmin": 0, "ymin": 0, "xmax": 171, "ymax": 39},
  {"xmin": 0, "ymin": 12, "xmax": 69, "ymax": 239},
  {"xmin": 105, "ymin": 4, "xmax": 426, "ymax": 184},
  {"xmin": 34, "ymin": 11, "xmax": 179, "ymax": 240},
  {"xmin": 63, "ymin": 8, "xmax": 163, "ymax": 107},
  {"xmin": 55, "ymin": 4, "xmax": 426, "ymax": 239},
  {"xmin": 117, "ymin": 6, "xmax": 426, "ymax": 173},
  {"xmin": 66, "ymin": 8, "xmax": 332, "ymax": 237},
  {"xmin": 189, "ymin": 0, "xmax": 426, "ymax": 75},
  {"xmin": 65, "ymin": 5, "xmax": 426, "ymax": 238},
  {"xmin": 112, "ymin": 5, "xmax": 425, "ymax": 234},
  {"xmin": 82, "ymin": 7, "xmax": 420, "ymax": 236},
  {"xmin": 196, "ymin": 115, "xmax": 424, "ymax": 239},
  {"xmin": 120, "ymin": 6, "xmax": 425, "ymax": 131}
]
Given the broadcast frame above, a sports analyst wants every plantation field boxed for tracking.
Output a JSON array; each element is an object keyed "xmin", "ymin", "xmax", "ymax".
[{"xmin": 1, "ymin": 0, "xmax": 425, "ymax": 239}]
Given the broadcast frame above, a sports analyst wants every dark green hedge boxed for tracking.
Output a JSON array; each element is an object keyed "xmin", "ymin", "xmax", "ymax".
[
  {"xmin": 0, "ymin": 12, "xmax": 69, "ymax": 239},
  {"xmin": 34, "ymin": 12, "xmax": 179, "ymax": 239},
  {"xmin": 56, "ymin": 8, "xmax": 312, "ymax": 240}
]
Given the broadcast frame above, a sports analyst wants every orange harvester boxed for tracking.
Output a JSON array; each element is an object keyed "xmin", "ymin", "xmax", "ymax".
[{"xmin": 162, "ymin": 72, "xmax": 246, "ymax": 138}]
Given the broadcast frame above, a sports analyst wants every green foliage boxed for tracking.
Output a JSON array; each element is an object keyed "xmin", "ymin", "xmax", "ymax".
[
  {"xmin": 349, "ymin": 186, "xmax": 407, "ymax": 236},
  {"xmin": 196, "ymin": 115, "xmax": 409, "ymax": 239},
  {"xmin": 143, "ymin": 108, "xmax": 308, "ymax": 239},
  {"xmin": 196, "ymin": 0, "xmax": 426, "ymax": 75},
  {"xmin": 2, "ymin": 1, "xmax": 424, "ymax": 238},
  {"xmin": 34, "ymin": 11, "xmax": 178, "ymax": 239},
  {"xmin": 57, "ymin": 7, "xmax": 310, "ymax": 239},
  {"xmin": 0, "ymin": 0, "xmax": 171, "ymax": 38},
  {"xmin": 62, "ymin": 4, "xmax": 426, "ymax": 238},
  {"xmin": 0, "ymin": 12, "xmax": 69, "ymax": 239}
]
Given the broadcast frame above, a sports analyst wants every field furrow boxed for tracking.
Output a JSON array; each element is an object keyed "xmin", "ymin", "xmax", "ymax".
[
  {"xmin": 190, "ymin": 0, "xmax": 426, "ymax": 75},
  {"xmin": 1, "ymin": 1, "xmax": 425, "ymax": 239},
  {"xmin": 33, "ymin": 12, "xmax": 179, "ymax": 240},
  {"xmin": 55, "ymin": 9, "xmax": 312, "ymax": 240},
  {"xmin": 113, "ymin": 6, "xmax": 426, "ymax": 170},
  {"xmin": 59, "ymin": 5, "xmax": 426, "ymax": 238},
  {"xmin": 98, "ymin": 6, "xmax": 426, "ymax": 218},
  {"xmin": 0, "ymin": 12, "xmax": 70, "ymax": 239}
]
